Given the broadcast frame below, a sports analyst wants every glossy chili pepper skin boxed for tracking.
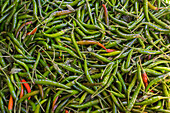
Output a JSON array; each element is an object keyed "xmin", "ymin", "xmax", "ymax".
[
  {"xmin": 8, "ymin": 95, "xmax": 13, "ymax": 111},
  {"xmin": 21, "ymin": 79, "xmax": 31, "ymax": 100},
  {"xmin": 20, "ymin": 82, "xmax": 24, "ymax": 99},
  {"xmin": 27, "ymin": 27, "xmax": 37, "ymax": 35}
]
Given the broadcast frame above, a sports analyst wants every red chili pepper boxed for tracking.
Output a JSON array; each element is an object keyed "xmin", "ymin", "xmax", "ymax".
[
  {"xmin": 106, "ymin": 49, "xmax": 117, "ymax": 53},
  {"xmin": 16, "ymin": 21, "xmax": 32, "ymax": 38},
  {"xmin": 52, "ymin": 96, "xmax": 59, "ymax": 111},
  {"xmin": 8, "ymin": 95, "xmax": 13, "ymax": 110},
  {"xmin": 26, "ymin": 27, "xmax": 37, "ymax": 35},
  {"xmin": 20, "ymin": 82, "xmax": 24, "ymax": 99},
  {"xmin": 142, "ymin": 72, "xmax": 148, "ymax": 84},
  {"xmin": 102, "ymin": 4, "xmax": 109, "ymax": 25},
  {"xmin": 65, "ymin": 109, "xmax": 69, "ymax": 113},
  {"xmin": 21, "ymin": 79, "xmax": 31, "ymax": 100}
]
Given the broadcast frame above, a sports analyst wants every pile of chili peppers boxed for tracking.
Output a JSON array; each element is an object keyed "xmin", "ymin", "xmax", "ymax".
[{"xmin": 0, "ymin": 0, "xmax": 170, "ymax": 113}]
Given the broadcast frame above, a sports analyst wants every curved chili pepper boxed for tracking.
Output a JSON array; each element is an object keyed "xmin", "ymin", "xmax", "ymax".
[
  {"xmin": 8, "ymin": 95, "xmax": 13, "ymax": 111},
  {"xmin": 21, "ymin": 79, "xmax": 31, "ymax": 100}
]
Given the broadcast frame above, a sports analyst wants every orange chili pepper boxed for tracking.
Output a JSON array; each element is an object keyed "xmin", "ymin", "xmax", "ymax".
[
  {"xmin": 26, "ymin": 27, "xmax": 37, "ymax": 35},
  {"xmin": 21, "ymin": 79, "xmax": 31, "ymax": 100},
  {"xmin": 8, "ymin": 95, "xmax": 13, "ymax": 110},
  {"xmin": 20, "ymin": 82, "xmax": 24, "ymax": 99}
]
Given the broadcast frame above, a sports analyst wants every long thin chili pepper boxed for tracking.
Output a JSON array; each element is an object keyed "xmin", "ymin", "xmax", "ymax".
[{"xmin": 21, "ymin": 79, "xmax": 31, "ymax": 100}]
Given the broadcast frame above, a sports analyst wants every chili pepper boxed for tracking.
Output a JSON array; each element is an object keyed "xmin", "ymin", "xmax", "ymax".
[
  {"xmin": 90, "ymin": 52, "xmax": 111, "ymax": 63},
  {"xmin": 37, "ymin": 84, "xmax": 44, "ymax": 99},
  {"xmin": 1, "ymin": 69, "xmax": 16, "ymax": 99},
  {"xmin": 70, "ymin": 99, "xmax": 99, "ymax": 108},
  {"xmin": 148, "ymin": 100, "xmax": 162, "ymax": 109},
  {"xmin": 127, "ymin": 82, "xmax": 141, "ymax": 112},
  {"xmin": 42, "ymin": 28, "xmax": 71, "ymax": 38},
  {"xmin": 27, "ymin": 27, "xmax": 37, "ymax": 35},
  {"xmin": 109, "ymin": 13, "xmax": 128, "ymax": 27},
  {"xmin": 117, "ymin": 72, "xmax": 127, "ymax": 94},
  {"xmin": 77, "ymin": 40, "xmax": 106, "ymax": 50},
  {"xmin": 162, "ymin": 82, "xmax": 170, "ymax": 110},
  {"xmin": 52, "ymin": 44, "xmax": 80, "ymax": 58},
  {"xmin": 146, "ymin": 72, "xmax": 170, "ymax": 92},
  {"xmin": 121, "ymin": 61, "xmax": 133, "ymax": 73},
  {"xmin": 21, "ymin": 79, "xmax": 31, "ymax": 100},
  {"xmin": 34, "ymin": 79, "xmax": 71, "ymax": 89},
  {"xmin": 0, "ymin": 52, "xmax": 6, "ymax": 67},
  {"xmin": 18, "ymin": 90, "xmax": 39, "ymax": 104},
  {"xmin": 102, "ymin": 4, "xmax": 109, "ymax": 26},
  {"xmin": 136, "ymin": 96, "xmax": 169, "ymax": 105},
  {"xmin": 78, "ymin": 19, "xmax": 101, "ymax": 30},
  {"xmin": 34, "ymin": 99, "xmax": 47, "ymax": 113},
  {"xmin": 85, "ymin": 0, "xmax": 94, "ymax": 25},
  {"xmin": 7, "ymin": 33, "xmax": 31, "ymax": 56},
  {"xmin": 0, "ymin": 12, "xmax": 10, "ymax": 24},
  {"xmin": 110, "ymin": 93, "xmax": 125, "ymax": 111},
  {"xmin": 0, "ymin": 96, "xmax": 5, "ymax": 113},
  {"xmin": 8, "ymin": 95, "xmax": 13, "ymax": 111},
  {"xmin": 116, "ymin": 29, "xmax": 141, "ymax": 39},
  {"xmin": 55, "ymin": 98, "xmax": 69, "ymax": 113},
  {"xmin": 20, "ymin": 82, "xmax": 24, "ymax": 99},
  {"xmin": 149, "ymin": 11, "xmax": 170, "ymax": 29},
  {"xmin": 52, "ymin": 96, "xmax": 58, "ymax": 112},
  {"xmin": 57, "ymin": 63, "xmax": 83, "ymax": 74},
  {"xmin": 0, "ymin": 0, "xmax": 9, "ymax": 13},
  {"xmin": 52, "ymin": 10, "xmax": 74, "ymax": 16},
  {"xmin": 71, "ymin": 29, "xmax": 83, "ymax": 58},
  {"xmin": 71, "ymin": 16, "xmax": 99, "ymax": 35},
  {"xmin": 148, "ymin": 1, "xmax": 158, "ymax": 10},
  {"xmin": 45, "ymin": 97, "xmax": 51, "ymax": 113}
]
